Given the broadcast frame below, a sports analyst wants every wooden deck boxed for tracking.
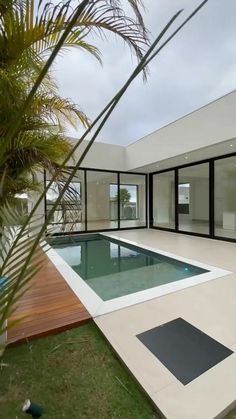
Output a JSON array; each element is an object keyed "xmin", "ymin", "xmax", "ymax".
[{"xmin": 7, "ymin": 253, "xmax": 91, "ymax": 346}]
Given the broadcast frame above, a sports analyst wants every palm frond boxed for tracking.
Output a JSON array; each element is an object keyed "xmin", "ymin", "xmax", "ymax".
[
  {"xmin": 0, "ymin": 202, "xmax": 50, "ymax": 337},
  {"xmin": 32, "ymin": 94, "xmax": 91, "ymax": 129},
  {"xmin": 1, "ymin": 0, "xmax": 148, "ymax": 70},
  {"xmin": 0, "ymin": 0, "xmax": 209, "ymax": 351},
  {"xmin": 0, "ymin": 129, "xmax": 74, "ymax": 208}
]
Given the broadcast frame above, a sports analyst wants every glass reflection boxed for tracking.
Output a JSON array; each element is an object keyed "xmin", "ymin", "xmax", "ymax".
[
  {"xmin": 120, "ymin": 174, "xmax": 146, "ymax": 228},
  {"xmin": 153, "ymin": 171, "xmax": 175, "ymax": 229},
  {"xmin": 178, "ymin": 163, "xmax": 209, "ymax": 235},
  {"xmin": 215, "ymin": 156, "xmax": 236, "ymax": 239}
]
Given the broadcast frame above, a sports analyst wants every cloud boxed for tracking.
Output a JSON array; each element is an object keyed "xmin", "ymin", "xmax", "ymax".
[{"xmin": 54, "ymin": 0, "xmax": 236, "ymax": 145}]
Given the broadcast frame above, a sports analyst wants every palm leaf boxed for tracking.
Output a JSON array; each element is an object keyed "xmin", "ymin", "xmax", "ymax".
[
  {"xmin": 0, "ymin": 1, "xmax": 209, "ymax": 347},
  {"xmin": 0, "ymin": 0, "xmax": 148, "ymax": 211},
  {"xmin": 0, "ymin": 0, "xmax": 148, "ymax": 69}
]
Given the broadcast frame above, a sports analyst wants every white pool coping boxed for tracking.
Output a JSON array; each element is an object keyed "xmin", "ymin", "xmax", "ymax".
[{"xmin": 44, "ymin": 233, "xmax": 232, "ymax": 317}]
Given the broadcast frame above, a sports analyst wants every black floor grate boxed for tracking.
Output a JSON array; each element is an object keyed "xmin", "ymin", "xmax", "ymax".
[{"xmin": 137, "ymin": 318, "xmax": 233, "ymax": 385}]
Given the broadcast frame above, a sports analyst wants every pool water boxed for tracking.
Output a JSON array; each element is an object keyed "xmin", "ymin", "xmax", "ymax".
[{"xmin": 51, "ymin": 234, "xmax": 208, "ymax": 301}]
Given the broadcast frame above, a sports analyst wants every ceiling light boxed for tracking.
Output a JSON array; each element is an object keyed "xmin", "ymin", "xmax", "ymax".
[
  {"xmin": 184, "ymin": 156, "xmax": 189, "ymax": 160},
  {"xmin": 230, "ymin": 144, "xmax": 233, "ymax": 147}
]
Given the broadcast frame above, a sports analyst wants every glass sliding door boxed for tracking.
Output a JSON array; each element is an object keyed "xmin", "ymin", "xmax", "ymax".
[
  {"xmin": 87, "ymin": 170, "xmax": 118, "ymax": 231},
  {"xmin": 46, "ymin": 169, "xmax": 85, "ymax": 233},
  {"xmin": 178, "ymin": 163, "xmax": 209, "ymax": 235},
  {"xmin": 214, "ymin": 156, "xmax": 236, "ymax": 239},
  {"xmin": 152, "ymin": 171, "xmax": 175, "ymax": 229},
  {"xmin": 150, "ymin": 154, "xmax": 236, "ymax": 242},
  {"xmin": 45, "ymin": 169, "xmax": 147, "ymax": 234},
  {"xmin": 119, "ymin": 173, "xmax": 146, "ymax": 228}
]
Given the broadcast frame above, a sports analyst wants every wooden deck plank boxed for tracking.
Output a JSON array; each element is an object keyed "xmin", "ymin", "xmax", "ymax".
[{"xmin": 7, "ymin": 252, "xmax": 91, "ymax": 346}]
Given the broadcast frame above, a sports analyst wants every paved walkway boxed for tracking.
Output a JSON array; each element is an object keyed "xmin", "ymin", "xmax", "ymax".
[{"xmin": 95, "ymin": 230, "xmax": 236, "ymax": 419}]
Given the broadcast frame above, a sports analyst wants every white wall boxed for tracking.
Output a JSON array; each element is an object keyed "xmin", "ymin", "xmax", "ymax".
[
  {"xmin": 126, "ymin": 91, "xmax": 236, "ymax": 171},
  {"xmin": 69, "ymin": 138, "xmax": 126, "ymax": 172},
  {"xmin": 215, "ymin": 165, "xmax": 236, "ymax": 225},
  {"xmin": 67, "ymin": 92, "xmax": 236, "ymax": 174},
  {"xmin": 87, "ymin": 180, "xmax": 111, "ymax": 221},
  {"xmin": 86, "ymin": 171, "xmax": 116, "ymax": 222},
  {"xmin": 153, "ymin": 174, "xmax": 175, "ymax": 225},
  {"xmin": 191, "ymin": 178, "xmax": 209, "ymax": 221}
]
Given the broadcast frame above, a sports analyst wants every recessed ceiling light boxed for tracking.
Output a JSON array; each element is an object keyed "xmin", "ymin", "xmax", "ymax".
[
  {"xmin": 185, "ymin": 156, "xmax": 189, "ymax": 160},
  {"xmin": 155, "ymin": 164, "xmax": 159, "ymax": 168},
  {"xmin": 230, "ymin": 144, "xmax": 233, "ymax": 147}
]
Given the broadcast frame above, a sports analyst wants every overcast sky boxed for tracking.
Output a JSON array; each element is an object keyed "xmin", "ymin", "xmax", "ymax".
[{"xmin": 54, "ymin": 0, "xmax": 236, "ymax": 145}]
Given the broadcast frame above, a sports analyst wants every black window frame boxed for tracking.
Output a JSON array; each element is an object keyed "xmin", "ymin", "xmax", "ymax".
[
  {"xmin": 149, "ymin": 151, "xmax": 236, "ymax": 243},
  {"xmin": 44, "ymin": 167, "xmax": 147, "ymax": 236}
]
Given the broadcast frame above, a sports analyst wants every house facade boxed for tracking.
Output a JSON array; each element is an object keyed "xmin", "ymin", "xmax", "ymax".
[{"xmin": 44, "ymin": 90, "xmax": 236, "ymax": 242}]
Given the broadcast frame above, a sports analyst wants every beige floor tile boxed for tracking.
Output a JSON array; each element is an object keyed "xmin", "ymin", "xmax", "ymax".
[
  {"xmin": 95, "ymin": 230, "xmax": 236, "ymax": 418},
  {"xmin": 95, "ymin": 318, "xmax": 176, "ymax": 394},
  {"xmin": 152, "ymin": 353, "xmax": 236, "ymax": 419}
]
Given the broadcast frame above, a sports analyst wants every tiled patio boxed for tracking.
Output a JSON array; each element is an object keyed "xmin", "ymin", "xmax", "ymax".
[
  {"xmin": 10, "ymin": 229, "xmax": 236, "ymax": 417},
  {"xmin": 94, "ymin": 230, "xmax": 236, "ymax": 419}
]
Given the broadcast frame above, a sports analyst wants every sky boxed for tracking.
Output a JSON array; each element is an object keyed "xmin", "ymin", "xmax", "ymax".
[{"xmin": 53, "ymin": 0, "xmax": 236, "ymax": 146}]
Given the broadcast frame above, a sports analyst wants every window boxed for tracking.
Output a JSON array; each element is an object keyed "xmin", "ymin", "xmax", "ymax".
[
  {"xmin": 120, "ymin": 185, "xmax": 138, "ymax": 220},
  {"xmin": 120, "ymin": 174, "xmax": 146, "ymax": 228},
  {"xmin": 109, "ymin": 184, "xmax": 138, "ymax": 220},
  {"xmin": 45, "ymin": 169, "xmax": 147, "ymax": 234},
  {"xmin": 178, "ymin": 183, "xmax": 190, "ymax": 214},
  {"xmin": 46, "ymin": 170, "xmax": 85, "ymax": 233},
  {"xmin": 87, "ymin": 171, "xmax": 118, "ymax": 231}
]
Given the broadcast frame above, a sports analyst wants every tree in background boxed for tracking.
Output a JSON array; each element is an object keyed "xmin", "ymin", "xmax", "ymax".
[
  {"xmin": 0, "ymin": 0, "xmax": 148, "ymax": 209},
  {"xmin": 118, "ymin": 188, "xmax": 131, "ymax": 218}
]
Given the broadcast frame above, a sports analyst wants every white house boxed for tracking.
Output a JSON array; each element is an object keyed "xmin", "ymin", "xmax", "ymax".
[{"xmin": 44, "ymin": 90, "xmax": 236, "ymax": 242}]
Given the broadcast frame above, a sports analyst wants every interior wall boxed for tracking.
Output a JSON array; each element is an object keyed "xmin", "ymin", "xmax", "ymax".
[
  {"xmin": 191, "ymin": 178, "xmax": 209, "ymax": 221},
  {"xmin": 86, "ymin": 172, "xmax": 147, "ymax": 224},
  {"xmin": 215, "ymin": 169, "xmax": 236, "ymax": 225},
  {"xmin": 153, "ymin": 176, "xmax": 174, "ymax": 224},
  {"xmin": 179, "ymin": 177, "xmax": 209, "ymax": 222},
  {"xmin": 120, "ymin": 176, "xmax": 146, "ymax": 223},
  {"xmin": 138, "ymin": 183, "xmax": 146, "ymax": 222},
  {"xmin": 87, "ymin": 180, "xmax": 111, "ymax": 221}
]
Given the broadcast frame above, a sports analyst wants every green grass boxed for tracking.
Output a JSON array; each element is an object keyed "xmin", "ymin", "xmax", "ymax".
[
  {"xmin": 225, "ymin": 410, "xmax": 236, "ymax": 419},
  {"xmin": 0, "ymin": 323, "xmax": 160, "ymax": 419}
]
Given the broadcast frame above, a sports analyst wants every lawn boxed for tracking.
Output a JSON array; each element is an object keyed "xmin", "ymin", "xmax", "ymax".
[
  {"xmin": 226, "ymin": 410, "xmax": 236, "ymax": 419},
  {"xmin": 0, "ymin": 323, "xmax": 160, "ymax": 419},
  {"xmin": 1, "ymin": 322, "xmax": 235, "ymax": 419}
]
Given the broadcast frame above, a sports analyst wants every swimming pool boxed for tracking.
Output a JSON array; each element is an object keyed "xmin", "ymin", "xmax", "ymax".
[
  {"xmin": 50, "ymin": 234, "xmax": 207, "ymax": 301},
  {"xmin": 46, "ymin": 233, "xmax": 231, "ymax": 316}
]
